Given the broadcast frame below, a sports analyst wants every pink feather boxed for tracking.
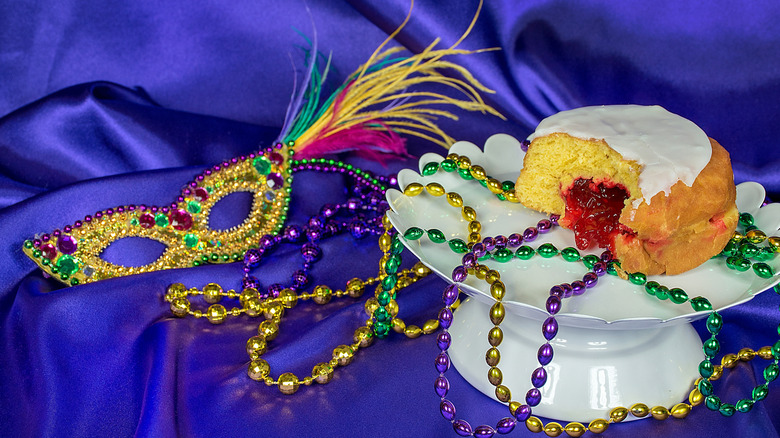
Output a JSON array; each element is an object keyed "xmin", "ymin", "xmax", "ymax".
[
  {"xmin": 293, "ymin": 121, "xmax": 409, "ymax": 163},
  {"xmin": 294, "ymin": 81, "xmax": 410, "ymax": 163}
]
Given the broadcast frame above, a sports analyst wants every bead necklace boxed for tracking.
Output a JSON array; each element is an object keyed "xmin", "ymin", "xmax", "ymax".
[
  {"xmin": 404, "ymin": 223, "xmax": 705, "ymax": 435},
  {"xmin": 420, "ymin": 153, "xmax": 521, "ymax": 204},
  {"xmin": 396, "ymin": 161, "xmax": 780, "ymax": 435},
  {"xmin": 369, "ymin": 214, "xmax": 441, "ymax": 339},
  {"xmin": 436, "ymin": 241, "xmax": 605, "ymax": 437},
  {"xmin": 166, "ymin": 207, "xmax": 444, "ymax": 393},
  {"xmin": 420, "ymin": 233, "xmax": 700, "ymax": 436},
  {"xmin": 240, "ymin": 194, "xmax": 389, "ymax": 298},
  {"xmin": 242, "ymin": 215, "xmax": 439, "ymax": 393},
  {"xmin": 243, "ymin": 262, "xmax": 430, "ymax": 394},
  {"xmin": 614, "ymin": 211, "xmax": 779, "ymax": 417}
]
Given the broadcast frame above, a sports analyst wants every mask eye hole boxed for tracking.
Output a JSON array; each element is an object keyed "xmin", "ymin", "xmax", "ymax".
[
  {"xmin": 100, "ymin": 237, "xmax": 167, "ymax": 267},
  {"xmin": 208, "ymin": 191, "xmax": 254, "ymax": 231}
]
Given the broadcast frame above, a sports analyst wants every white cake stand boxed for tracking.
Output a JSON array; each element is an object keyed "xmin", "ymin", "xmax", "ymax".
[{"xmin": 386, "ymin": 134, "xmax": 780, "ymax": 422}]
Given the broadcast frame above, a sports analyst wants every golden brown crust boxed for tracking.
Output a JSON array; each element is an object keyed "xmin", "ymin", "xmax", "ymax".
[{"xmin": 616, "ymin": 138, "xmax": 738, "ymax": 275}]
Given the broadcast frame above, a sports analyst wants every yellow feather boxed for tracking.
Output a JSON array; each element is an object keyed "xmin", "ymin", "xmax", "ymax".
[{"xmin": 292, "ymin": 0, "xmax": 503, "ymax": 153}]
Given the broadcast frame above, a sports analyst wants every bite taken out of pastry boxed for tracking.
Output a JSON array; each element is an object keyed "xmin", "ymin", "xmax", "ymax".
[{"xmin": 515, "ymin": 105, "xmax": 738, "ymax": 276}]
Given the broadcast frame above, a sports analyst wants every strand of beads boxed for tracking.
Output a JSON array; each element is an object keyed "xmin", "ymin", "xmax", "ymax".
[
  {"xmin": 420, "ymin": 153, "xmax": 521, "ymax": 203},
  {"xmin": 166, "ymin": 209, "xmax": 443, "ymax": 394},
  {"xmin": 719, "ymin": 212, "xmax": 779, "ymax": 278},
  {"xmin": 289, "ymin": 157, "xmax": 395, "ymax": 194},
  {"xmin": 405, "ymin": 229, "xmax": 708, "ymax": 435},
  {"xmin": 164, "ymin": 270, "xmax": 383, "ymax": 325},
  {"xmin": 406, "ymin": 149, "xmax": 780, "ymax": 433},
  {"xmin": 619, "ymin": 220, "xmax": 779, "ymax": 418},
  {"xmin": 397, "ymin": 152, "xmax": 705, "ymax": 434},
  {"xmin": 242, "ymin": 217, "xmax": 443, "ymax": 394},
  {"xmin": 368, "ymin": 214, "xmax": 441, "ymax": 339},
  {"xmin": 240, "ymin": 196, "xmax": 388, "ymax": 299},
  {"xmin": 402, "ymin": 181, "xmax": 485, "ymax": 248},
  {"xmin": 243, "ymin": 265, "xmax": 430, "ymax": 395},
  {"xmin": 166, "ymin": 261, "xmax": 432, "ymax": 395},
  {"xmin": 431, "ymin": 231, "xmax": 631, "ymax": 437}
]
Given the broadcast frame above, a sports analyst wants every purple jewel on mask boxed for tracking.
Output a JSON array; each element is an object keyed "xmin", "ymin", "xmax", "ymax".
[
  {"xmin": 266, "ymin": 173, "xmax": 284, "ymax": 190},
  {"xmin": 57, "ymin": 235, "xmax": 77, "ymax": 255}
]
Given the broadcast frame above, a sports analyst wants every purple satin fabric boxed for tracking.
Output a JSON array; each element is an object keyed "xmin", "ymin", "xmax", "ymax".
[{"xmin": 1, "ymin": 1, "xmax": 779, "ymax": 437}]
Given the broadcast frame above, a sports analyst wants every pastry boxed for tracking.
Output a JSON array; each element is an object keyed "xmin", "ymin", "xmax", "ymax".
[{"xmin": 515, "ymin": 105, "xmax": 738, "ymax": 275}]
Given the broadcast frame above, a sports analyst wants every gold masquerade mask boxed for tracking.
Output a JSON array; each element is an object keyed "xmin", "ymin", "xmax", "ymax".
[{"xmin": 22, "ymin": 2, "xmax": 502, "ymax": 285}]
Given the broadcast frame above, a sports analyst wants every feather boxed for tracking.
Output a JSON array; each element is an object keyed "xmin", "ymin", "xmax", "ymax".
[{"xmin": 283, "ymin": 0, "xmax": 502, "ymax": 161}]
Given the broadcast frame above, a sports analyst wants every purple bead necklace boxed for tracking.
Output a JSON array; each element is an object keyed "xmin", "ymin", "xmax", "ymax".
[
  {"xmin": 240, "ymin": 192, "xmax": 390, "ymax": 299},
  {"xmin": 434, "ymin": 239, "xmax": 610, "ymax": 437}
]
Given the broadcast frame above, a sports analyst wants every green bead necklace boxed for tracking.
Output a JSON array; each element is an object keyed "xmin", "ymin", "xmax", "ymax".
[{"xmin": 405, "ymin": 152, "xmax": 780, "ymax": 433}]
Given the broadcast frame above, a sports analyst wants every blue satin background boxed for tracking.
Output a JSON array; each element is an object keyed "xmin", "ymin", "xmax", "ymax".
[{"xmin": 1, "ymin": 1, "xmax": 779, "ymax": 437}]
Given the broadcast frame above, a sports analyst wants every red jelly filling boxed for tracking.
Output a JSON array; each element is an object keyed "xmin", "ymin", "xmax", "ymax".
[{"xmin": 562, "ymin": 178, "xmax": 634, "ymax": 251}]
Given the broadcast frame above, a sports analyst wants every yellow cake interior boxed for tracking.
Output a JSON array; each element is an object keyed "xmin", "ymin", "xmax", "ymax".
[{"xmin": 516, "ymin": 133, "xmax": 641, "ymax": 216}]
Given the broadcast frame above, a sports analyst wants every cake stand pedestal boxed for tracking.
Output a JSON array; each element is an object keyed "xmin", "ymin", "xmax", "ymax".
[{"xmin": 448, "ymin": 297, "xmax": 704, "ymax": 423}]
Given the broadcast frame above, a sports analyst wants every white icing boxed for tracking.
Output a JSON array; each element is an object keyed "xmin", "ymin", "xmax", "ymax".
[{"xmin": 527, "ymin": 105, "xmax": 712, "ymax": 205}]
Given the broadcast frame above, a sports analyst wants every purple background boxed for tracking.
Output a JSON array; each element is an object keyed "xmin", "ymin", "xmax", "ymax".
[{"xmin": 1, "ymin": 1, "xmax": 779, "ymax": 436}]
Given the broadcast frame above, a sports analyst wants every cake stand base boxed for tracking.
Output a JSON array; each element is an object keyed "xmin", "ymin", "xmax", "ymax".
[{"xmin": 448, "ymin": 298, "xmax": 704, "ymax": 423}]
